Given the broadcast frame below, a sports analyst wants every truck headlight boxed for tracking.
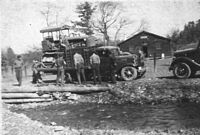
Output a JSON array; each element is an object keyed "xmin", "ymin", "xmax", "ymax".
[{"xmin": 40, "ymin": 71, "xmax": 44, "ymax": 75}]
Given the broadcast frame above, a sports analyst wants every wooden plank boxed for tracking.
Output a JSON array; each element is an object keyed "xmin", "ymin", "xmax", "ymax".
[
  {"xmin": 2, "ymin": 93, "xmax": 51, "ymax": 99},
  {"xmin": 3, "ymin": 98, "xmax": 53, "ymax": 104},
  {"xmin": 2, "ymin": 86, "xmax": 110, "ymax": 94}
]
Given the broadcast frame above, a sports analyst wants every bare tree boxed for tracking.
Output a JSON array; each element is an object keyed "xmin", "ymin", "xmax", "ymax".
[
  {"xmin": 91, "ymin": 1, "xmax": 120, "ymax": 45},
  {"xmin": 55, "ymin": 9, "xmax": 61, "ymax": 26},
  {"xmin": 40, "ymin": 2, "xmax": 63, "ymax": 27},
  {"xmin": 40, "ymin": 2, "xmax": 52, "ymax": 27},
  {"xmin": 127, "ymin": 19, "xmax": 149, "ymax": 38},
  {"xmin": 114, "ymin": 17, "xmax": 132, "ymax": 44}
]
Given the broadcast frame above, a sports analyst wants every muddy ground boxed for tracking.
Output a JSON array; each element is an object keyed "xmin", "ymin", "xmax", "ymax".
[{"xmin": 2, "ymin": 58, "xmax": 200, "ymax": 135}]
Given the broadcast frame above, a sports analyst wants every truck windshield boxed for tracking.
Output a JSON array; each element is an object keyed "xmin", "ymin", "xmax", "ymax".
[
  {"xmin": 110, "ymin": 48, "xmax": 120, "ymax": 56},
  {"xmin": 43, "ymin": 30, "xmax": 67, "ymax": 41}
]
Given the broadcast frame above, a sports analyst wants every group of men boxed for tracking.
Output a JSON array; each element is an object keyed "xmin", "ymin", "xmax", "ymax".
[
  {"xmin": 53, "ymin": 50, "xmax": 118, "ymax": 85},
  {"xmin": 13, "ymin": 51, "xmax": 117, "ymax": 86},
  {"xmin": 13, "ymin": 49, "xmax": 145, "ymax": 86},
  {"xmin": 73, "ymin": 51, "xmax": 104, "ymax": 85},
  {"xmin": 55, "ymin": 51, "xmax": 111, "ymax": 86}
]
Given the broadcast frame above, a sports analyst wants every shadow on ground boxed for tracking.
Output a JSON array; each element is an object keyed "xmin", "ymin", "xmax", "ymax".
[{"xmin": 157, "ymin": 74, "xmax": 200, "ymax": 79}]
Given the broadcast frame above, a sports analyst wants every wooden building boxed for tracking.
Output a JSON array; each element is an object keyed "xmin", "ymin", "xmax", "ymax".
[{"xmin": 118, "ymin": 31, "xmax": 172, "ymax": 58}]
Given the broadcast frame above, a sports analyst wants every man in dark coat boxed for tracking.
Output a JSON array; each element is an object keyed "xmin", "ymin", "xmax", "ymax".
[{"xmin": 109, "ymin": 53, "xmax": 117, "ymax": 83}]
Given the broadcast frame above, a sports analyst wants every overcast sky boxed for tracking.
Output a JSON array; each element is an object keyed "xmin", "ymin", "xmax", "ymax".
[{"xmin": 1, "ymin": 0, "xmax": 200, "ymax": 54}]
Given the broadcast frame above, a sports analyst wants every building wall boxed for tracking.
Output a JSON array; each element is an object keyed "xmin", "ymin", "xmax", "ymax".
[{"xmin": 119, "ymin": 32, "xmax": 172, "ymax": 57}]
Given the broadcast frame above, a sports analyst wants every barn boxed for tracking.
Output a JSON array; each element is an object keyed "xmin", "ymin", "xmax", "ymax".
[{"xmin": 118, "ymin": 31, "xmax": 172, "ymax": 58}]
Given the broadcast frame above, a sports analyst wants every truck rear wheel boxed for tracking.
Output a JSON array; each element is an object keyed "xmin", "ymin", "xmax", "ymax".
[
  {"xmin": 121, "ymin": 66, "xmax": 137, "ymax": 81},
  {"xmin": 173, "ymin": 63, "xmax": 191, "ymax": 79}
]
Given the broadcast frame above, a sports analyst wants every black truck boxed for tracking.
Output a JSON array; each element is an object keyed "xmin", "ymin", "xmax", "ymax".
[
  {"xmin": 37, "ymin": 25, "xmax": 146, "ymax": 82},
  {"xmin": 169, "ymin": 41, "xmax": 200, "ymax": 79}
]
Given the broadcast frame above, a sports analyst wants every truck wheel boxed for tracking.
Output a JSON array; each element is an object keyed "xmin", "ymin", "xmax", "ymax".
[
  {"xmin": 121, "ymin": 66, "xmax": 137, "ymax": 81},
  {"xmin": 173, "ymin": 63, "xmax": 191, "ymax": 79}
]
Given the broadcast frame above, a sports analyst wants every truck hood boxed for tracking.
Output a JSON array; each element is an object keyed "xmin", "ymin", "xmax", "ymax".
[
  {"xmin": 118, "ymin": 53, "xmax": 137, "ymax": 58},
  {"xmin": 174, "ymin": 41, "xmax": 199, "ymax": 55},
  {"xmin": 174, "ymin": 48, "xmax": 196, "ymax": 56}
]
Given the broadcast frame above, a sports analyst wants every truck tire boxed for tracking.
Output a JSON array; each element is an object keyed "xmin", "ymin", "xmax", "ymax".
[
  {"xmin": 173, "ymin": 63, "xmax": 191, "ymax": 79},
  {"xmin": 121, "ymin": 66, "xmax": 137, "ymax": 81}
]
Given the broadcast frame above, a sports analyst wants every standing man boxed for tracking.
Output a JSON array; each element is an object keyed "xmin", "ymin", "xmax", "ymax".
[
  {"xmin": 138, "ymin": 49, "xmax": 145, "ymax": 67},
  {"xmin": 109, "ymin": 53, "xmax": 117, "ymax": 84},
  {"xmin": 14, "ymin": 55, "xmax": 24, "ymax": 86},
  {"xmin": 90, "ymin": 51, "xmax": 101, "ymax": 85},
  {"xmin": 55, "ymin": 54, "xmax": 66, "ymax": 86},
  {"xmin": 32, "ymin": 60, "xmax": 38, "ymax": 84},
  {"xmin": 73, "ymin": 52, "xmax": 86, "ymax": 84}
]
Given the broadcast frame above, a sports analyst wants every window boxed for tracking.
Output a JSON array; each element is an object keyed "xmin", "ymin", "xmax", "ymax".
[
  {"xmin": 155, "ymin": 43, "xmax": 161, "ymax": 50},
  {"xmin": 110, "ymin": 48, "xmax": 120, "ymax": 56},
  {"xmin": 97, "ymin": 50, "xmax": 109, "ymax": 57}
]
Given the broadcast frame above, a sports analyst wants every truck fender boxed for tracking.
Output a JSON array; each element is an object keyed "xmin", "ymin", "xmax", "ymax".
[
  {"xmin": 116, "ymin": 63, "xmax": 137, "ymax": 73},
  {"xmin": 169, "ymin": 57, "xmax": 200, "ymax": 70}
]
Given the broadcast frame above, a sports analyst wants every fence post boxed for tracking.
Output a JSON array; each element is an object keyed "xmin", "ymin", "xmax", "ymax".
[
  {"xmin": 2, "ymin": 67, "xmax": 5, "ymax": 78},
  {"xmin": 153, "ymin": 53, "xmax": 156, "ymax": 72},
  {"xmin": 24, "ymin": 65, "xmax": 27, "ymax": 77},
  {"xmin": 11, "ymin": 65, "xmax": 14, "ymax": 74}
]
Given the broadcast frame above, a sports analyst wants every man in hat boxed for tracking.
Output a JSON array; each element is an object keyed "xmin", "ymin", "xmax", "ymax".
[{"xmin": 14, "ymin": 55, "xmax": 24, "ymax": 86}]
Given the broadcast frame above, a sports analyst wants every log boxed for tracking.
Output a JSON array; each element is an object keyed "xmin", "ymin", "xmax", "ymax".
[
  {"xmin": 2, "ymin": 93, "xmax": 51, "ymax": 99},
  {"xmin": 2, "ymin": 86, "xmax": 111, "ymax": 94},
  {"xmin": 3, "ymin": 98, "xmax": 53, "ymax": 104}
]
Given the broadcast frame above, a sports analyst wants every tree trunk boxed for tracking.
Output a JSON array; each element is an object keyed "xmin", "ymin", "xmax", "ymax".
[
  {"xmin": 104, "ymin": 33, "xmax": 109, "ymax": 46},
  {"xmin": 3, "ymin": 98, "xmax": 53, "ymax": 104},
  {"xmin": 2, "ymin": 93, "xmax": 51, "ymax": 99},
  {"xmin": 2, "ymin": 86, "xmax": 111, "ymax": 94}
]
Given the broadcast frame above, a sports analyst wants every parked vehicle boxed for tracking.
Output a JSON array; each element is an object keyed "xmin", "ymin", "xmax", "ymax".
[
  {"xmin": 95, "ymin": 46, "xmax": 146, "ymax": 81},
  {"xmin": 169, "ymin": 41, "xmax": 200, "ymax": 79},
  {"xmin": 37, "ymin": 26, "xmax": 146, "ymax": 82}
]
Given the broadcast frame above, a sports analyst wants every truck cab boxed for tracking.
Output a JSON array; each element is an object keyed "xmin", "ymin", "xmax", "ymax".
[
  {"xmin": 95, "ymin": 46, "xmax": 146, "ymax": 81},
  {"xmin": 169, "ymin": 41, "xmax": 200, "ymax": 78}
]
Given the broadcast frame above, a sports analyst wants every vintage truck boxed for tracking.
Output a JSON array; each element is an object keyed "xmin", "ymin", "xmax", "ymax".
[
  {"xmin": 169, "ymin": 41, "xmax": 200, "ymax": 79},
  {"xmin": 37, "ymin": 25, "xmax": 146, "ymax": 82}
]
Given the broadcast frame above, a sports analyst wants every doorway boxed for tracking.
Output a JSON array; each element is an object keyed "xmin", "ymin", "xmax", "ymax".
[{"xmin": 142, "ymin": 46, "xmax": 148, "ymax": 57}]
